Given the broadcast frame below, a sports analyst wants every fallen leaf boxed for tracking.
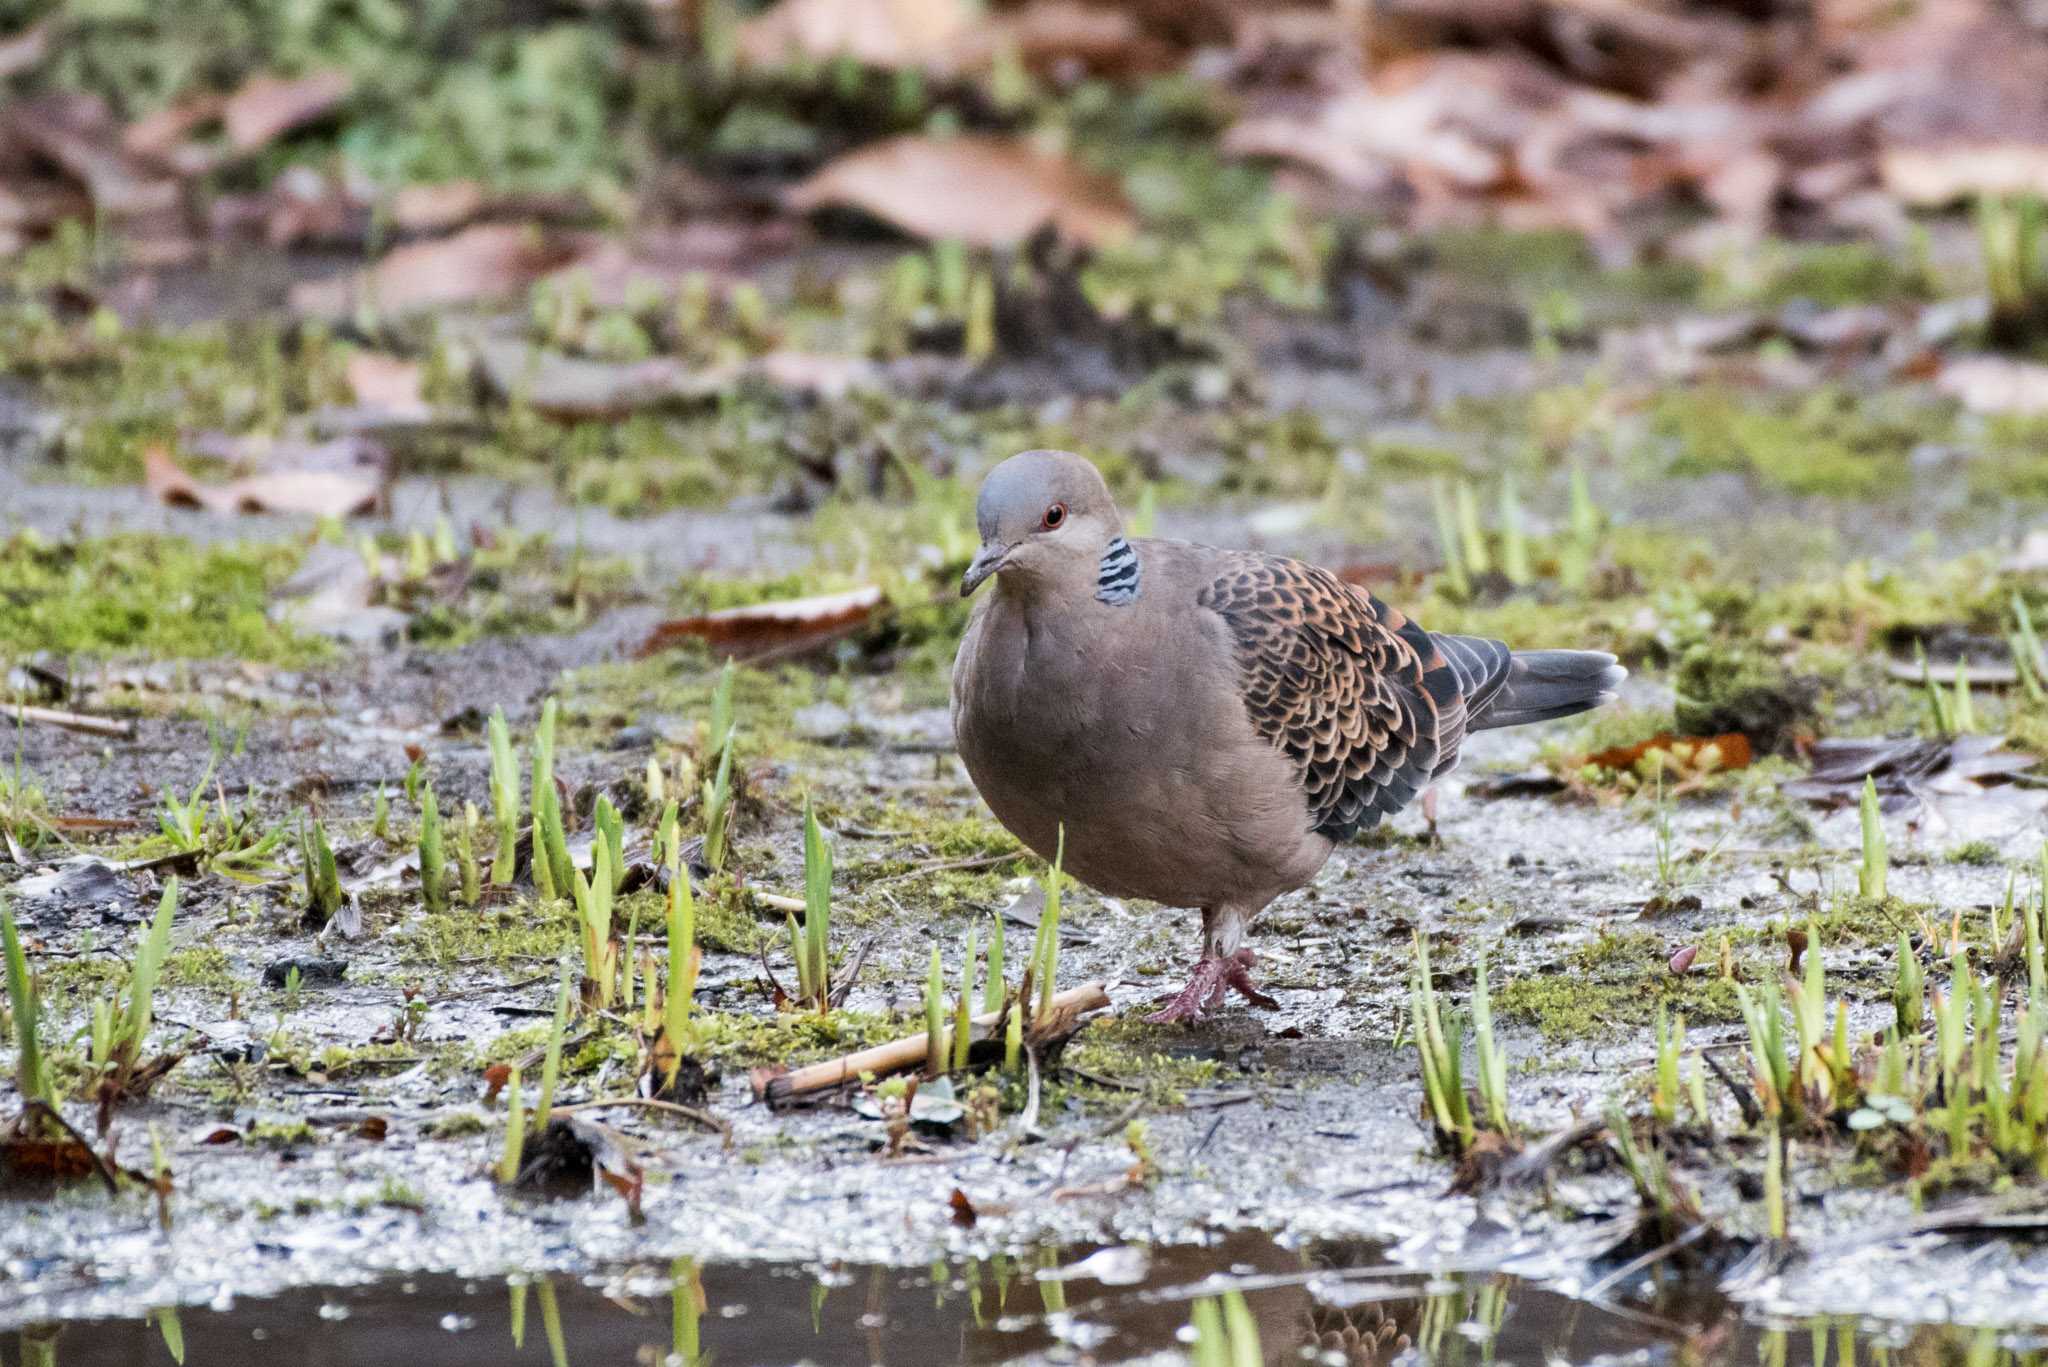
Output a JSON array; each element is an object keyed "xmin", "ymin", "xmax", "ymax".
[
  {"xmin": 391, "ymin": 180, "xmax": 488, "ymax": 233},
  {"xmin": 345, "ymin": 352, "xmax": 429, "ymax": 415},
  {"xmin": 1936, "ymin": 356, "xmax": 2048, "ymax": 416},
  {"xmin": 739, "ymin": 0, "xmax": 973, "ymax": 73},
  {"xmin": 223, "ymin": 70, "xmax": 352, "ymax": 152},
  {"xmin": 290, "ymin": 223, "xmax": 578, "ymax": 317},
  {"xmin": 1668, "ymin": 944, "xmax": 1699, "ymax": 975},
  {"xmin": 786, "ymin": 135, "xmax": 1135, "ymax": 248},
  {"xmin": 949, "ymin": 1187, "xmax": 979, "ymax": 1226},
  {"xmin": 144, "ymin": 445, "xmax": 381, "ymax": 519},
  {"xmin": 1785, "ymin": 734, "xmax": 2040, "ymax": 806},
  {"xmin": 1583, "ymin": 732, "xmax": 1752, "ymax": 773},
  {"xmin": 637, "ymin": 586, "xmax": 885, "ymax": 660},
  {"xmin": 6, "ymin": 94, "xmax": 181, "ymax": 216},
  {"xmin": 483, "ymin": 1064, "xmax": 513, "ymax": 1103}
]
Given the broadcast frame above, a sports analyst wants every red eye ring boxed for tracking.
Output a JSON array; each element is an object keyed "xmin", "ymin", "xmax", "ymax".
[{"xmin": 1042, "ymin": 503, "xmax": 1067, "ymax": 530}]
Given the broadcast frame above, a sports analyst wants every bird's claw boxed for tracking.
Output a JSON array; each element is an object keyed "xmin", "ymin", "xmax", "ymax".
[{"xmin": 1146, "ymin": 948, "xmax": 1278, "ymax": 1024}]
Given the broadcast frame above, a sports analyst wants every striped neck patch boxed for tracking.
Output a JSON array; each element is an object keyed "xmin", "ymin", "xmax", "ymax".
[{"xmin": 1095, "ymin": 536, "xmax": 1141, "ymax": 605}]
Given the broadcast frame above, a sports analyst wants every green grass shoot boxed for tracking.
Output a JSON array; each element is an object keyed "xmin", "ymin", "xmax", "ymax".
[
  {"xmin": 1471, "ymin": 947, "xmax": 1509, "ymax": 1136},
  {"xmin": 1030, "ymin": 827, "xmax": 1065, "ymax": 1023},
  {"xmin": 982, "ymin": 915, "xmax": 1005, "ymax": 1014},
  {"xmin": 2, "ymin": 891, "xmax": 54, "ymax": 1108},
  {"xmin": 953, "ymin": 925, "xmax": 976, "ymax": 1072},
  {"xmin": 534, "ymin": 963, "xmax": 572, "ymax": 1130},
  {"xmin": 789, "ymin": 799, "xmax": 832, "ymax": 1010},
  {"xmin": 701, "ymin": 733, "xmax": 735, "ymax": 874},
  {"xmin": 1454, "ymin": 479, "xmax": 1490, "ymax": 576},
  {"xmin": 497, "ymin": 1065, "xmax": 525, "ymax": 1184},
  {"xmin": 487, "ymin": 707, "xmax": 520, "ymax": 884},
  {"xmin": 571, "ymin": 840, "xmax": 618, "ymax": 1008},
  {"xmin": 418, "ymin": 785, "xmax": 447, "ymax": 913},
  {"xmin": 1430, "ymin": 480, "xmax": 1470, "ymax": 599},
  {"xmin": 664, "ymin": 854, "xmax": 700, "ymax": 1082},
  {"xmin": 1859, "ymin": 776, "xmax": 1887, "ymax": 901},
  {"xmin": 300, "ymin": 815, "xmax": 344, "ymax": 923},
  {"xmin": 1497, "ymin": 474, "xmax": 1531, "ymax": 586},
  {"xmin": 459, "ymin": 802, "xmax": 481, "ymax": 907},
  {"xmin": 1410, "ymin": 931, "xmax": 1471, "ymax": 1146}
]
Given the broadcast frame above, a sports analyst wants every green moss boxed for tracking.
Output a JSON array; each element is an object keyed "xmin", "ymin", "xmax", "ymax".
[
  {"xmin": 689, "ymin": 1006, "xmax": 906, "ymax": 1069},
  {"xmin": 1948, "ymin": 841, "xmax": 2002, "ymax": 867},
  {"xmin": 402, "ymin": 904, "xmax": 576, "ymax": 966},
  {"xmin": 1672, "ymin": 643, "xmax": 1822, "ymax": 755},
  {"xmin": 1065, "ymin": 1017, "xmax": 1226, "ymax": 1104},
  {"xmin": 1705, "ymin": 240, "xmax": 1929, "ymax": 309},
  {"xmin": 1649, "ymin": 387, "xmax": 1938, "ymax": 498},
  {"xmin": 1493, "ymin": 932, "xmax": 1746, "ymax": 1041},
  {"xmin": 0, "ymin": 533, "xmax": 325, "ymax": 663}
]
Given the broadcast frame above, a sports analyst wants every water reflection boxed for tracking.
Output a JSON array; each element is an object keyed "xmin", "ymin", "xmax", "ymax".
[{"xmin": 9, "ymin": 1233, "xmax": 2048, "ymax": 1366}]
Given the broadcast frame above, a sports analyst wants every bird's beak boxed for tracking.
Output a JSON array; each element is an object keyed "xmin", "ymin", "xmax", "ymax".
[{"xmin": 960, "ymin": 542, "xmax": 1013, "ymax": 597}]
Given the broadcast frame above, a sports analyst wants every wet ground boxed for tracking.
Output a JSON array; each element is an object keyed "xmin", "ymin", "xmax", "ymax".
[{"xmin": 6, "ymin": 220, "xmax": 2048, "ymax": 1365}]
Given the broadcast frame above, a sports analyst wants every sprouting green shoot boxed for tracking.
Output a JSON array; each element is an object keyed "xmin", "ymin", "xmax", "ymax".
[
  {"xmin": 1453, "ymin": 480, "xmax": 1489, "ymax": 577},
  {"xmin": 487, "ymin": 707, "xmax": 520, "ymax": 885},
  {"xmin": 1410, "ymin": 932, "xmax": 1472, "ymax": 1147},
  {"xmin": 1859, "ymin": 776, "xmax": 1887, "ymax": 902},
  {"xmin": 982, "ymin": 915, "xmax": 1005, "ymax": 1014},
  {"xmin": 594, "ymin": 795, "xmax": 625, "ymax": 892},
  {"xmin": 646, "ymin": 754, "xmax": 666, "ymax": 809},
  {"xmin": 1917, "ymin": 642, "xmax": 1951, "ymax": 737},
  {"xmin": 418, "ymin": 785, "xmax": 447, "ymax": 914},
  {"xmin": 497, "ymin": 1065, "xmax": 525, "ymax": 1184},
  {"xmin": 1569, "ymin": 460, "xmax": 1599, "ymax": 545},
  {"xmin": 113, "ymin": 880, "xmax": 177, "ymax": 1070},
  {"xmin": 572, "ymin": 840, "xmax": 617, "ymax": 1008},
  {"xmin": 707, "ymin": 661, "xmax": 737, "ymax": 767},
  {"xmin": 1471, "ymin": 948, "xmax": 1509, "ymax": 1136},
  {"xmin": 1031, "ymin": 827, "xmax": 1065, "ymax": 1023},
  {"xmin": 790, "ymin": 799, "xmax": 832, "ymax": 1010},
  {"xmin": 701, "ymin": 733, "xmax": 735, "ymax": 874},
  {"xmin": 1430, "ymin": 480, "xmax": 1470, "ymax": 599},
  {"xmin": 2, "ymin": 892, "xmax": 54, "ymax": 1108},
  {"xmin": 531, "ymin": 698, "xmax": 573, "ymax": 900},
  {"xmin": 1736, "ymin": 976, "xmax": 1791, "ymax": 1121},
  {"xmin": 1952, "ymin": 657, "xmax": 1977, "ymax": 735},
  {"xmin": 963, "ymin": 271, "xmax": 995, "ymax": 362},
  {"xmin": 953, "ymin": 925, "xmax": 977, "ymax": 1073},
  {"xmin": 300, "ymin": 815, "xmax": 344, "ymax": 923},
  {"xmin": 1497, "ymin": 475, "xmax": 1531, "ymax": 586},
  {"xmin": 2014, "ymin": 592, "xmax": 2046, "ymax": 703},
  {"xmin": 459, "ymin": 802, "xmax": 482, "ymax": 907},
  {"xmin": 925, "ymin": 943, "xmax": 946, "ymax": 1078},
  {"xmin": 372, "ymin": 785, "xmax": 390, "ymax": 842},
  {"xmin": 1653, "ymin": 1007, "xmax": 1684, "ymax": 1127},
  {"xmin": 534, "ymin": 963, "xmax": 572, "ymax": 1131},
  {"xmin": 1895, "ymin": 932, "xmax": 1925, "ymax": 1034},
  {"xmin": 664, "ymin": 856, "xmax": 700, "ymax": 1080}
]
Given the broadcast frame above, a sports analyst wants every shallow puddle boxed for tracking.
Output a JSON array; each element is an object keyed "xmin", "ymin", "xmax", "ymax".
[{"xmin": 11, "ymin": 1231, "xmax": 2047, "ymax": 1366}]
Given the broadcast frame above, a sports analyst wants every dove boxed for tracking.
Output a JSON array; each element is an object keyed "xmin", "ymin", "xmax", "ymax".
[{"xmin": 951, "ymin": 450, "xmax": 1624, "ymax": 1022}]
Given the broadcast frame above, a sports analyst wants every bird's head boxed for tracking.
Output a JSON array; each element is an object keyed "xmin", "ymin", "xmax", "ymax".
[{"xmin": 960, "ymin": 449, "xmax": 1123, "ymax": 598}]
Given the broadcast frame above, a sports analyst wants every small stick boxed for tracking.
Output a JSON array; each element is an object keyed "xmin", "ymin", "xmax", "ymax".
[
  {"xmin": 550, "ymin": 1097, "xmax": 731, "ymax": 1138},
  {"xmin": 754, "ymin": 983, "xmax": 1111, "ymax": 1103},
  {"xmin": 6, "ymin": 704, "xmax": 135, "ymax": 739}
]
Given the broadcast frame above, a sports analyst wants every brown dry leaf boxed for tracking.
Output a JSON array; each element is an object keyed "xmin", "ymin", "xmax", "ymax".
[
  {"xmin": 1584, "ymin": 731, "xmax": 1752, "ymax": 773},
  {"xmin": 391, "ymin": 180, "xmax": 488, "ymax": 233},
  {"xmin": 6, "ymin": 94, "xmax": 182, "ymax": 216},
  {"xmin": 144, "ymin": 445, "xmax": 381, "ymax": 519},
  {"xmin": 345, "ymin": 352, "xmax": 429, "ymax": 415},
  {"xmin": 955, "ymin": 2, "xmax": 1174, "ymax": 79},
  {"xmin": 739, "ymin": 0, "xmax": 973, "ymax": 73},
  {"xmin": 291, "ymin": 223, "xmax": 578, "ymax": 317},
  {"xmin": 787, "ymin": 135, "xmax": 1135, "ymax": 248},
  {"xmin": 122, "ymin": 95, "xmax": 227, "ymax": 160},
  {"xmin": 223, "ymin": 70, "xmax": 351, "ymax": 152},
  {"xmin": 637, "ymin": 586, "xmax": 884, "ymax": 660}
]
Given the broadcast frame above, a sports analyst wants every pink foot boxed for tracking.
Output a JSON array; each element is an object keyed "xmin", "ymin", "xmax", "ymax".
[{"xmin": 1147, "ymin": 948, "xmax": 1280, "ymax": 1025}]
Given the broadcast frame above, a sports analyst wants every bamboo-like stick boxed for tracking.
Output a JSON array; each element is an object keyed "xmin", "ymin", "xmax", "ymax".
[
  {"xmin": 5, "ymin": 704, "xmax": 135, "ymax": 739},
  {"xmin": 753, "ymin": 982, "xmax": 1111, "ymax": 1103}
]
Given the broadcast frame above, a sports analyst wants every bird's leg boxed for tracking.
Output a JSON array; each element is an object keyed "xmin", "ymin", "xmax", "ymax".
[{"xmin": 1147, "ymin": 906, "xmax": 1280, "ymax": 1024}]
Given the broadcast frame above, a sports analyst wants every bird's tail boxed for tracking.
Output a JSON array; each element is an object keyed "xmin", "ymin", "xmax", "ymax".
[{"xmin": 1469, "ymin": 649, "xmax": 1626, "ymax": 731}]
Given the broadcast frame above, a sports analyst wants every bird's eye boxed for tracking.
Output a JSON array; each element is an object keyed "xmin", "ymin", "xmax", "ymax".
[{"xmin": 1041, "ymin": 503, "xmax": 1067, "ymax": 530}]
